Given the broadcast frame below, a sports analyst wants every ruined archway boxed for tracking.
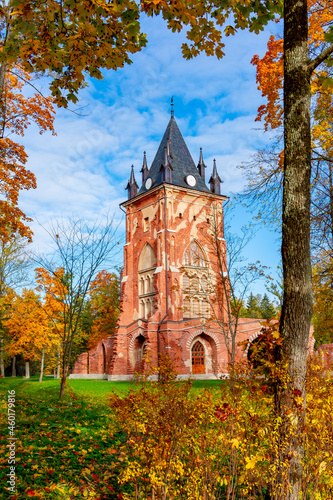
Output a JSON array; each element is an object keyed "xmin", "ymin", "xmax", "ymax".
[{"xmin": 129, "ymin": 333, "xmax": 146, "ymax": 370}]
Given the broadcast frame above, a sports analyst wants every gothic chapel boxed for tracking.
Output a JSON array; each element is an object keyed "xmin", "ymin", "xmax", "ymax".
[{"xmin": 72, "ymin": 107, "xmax": 270, "ymax": 380}]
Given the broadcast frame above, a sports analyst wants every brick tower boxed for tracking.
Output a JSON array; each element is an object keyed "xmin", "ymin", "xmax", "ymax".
[
  {"xmin": 71, "ymin": 106, "xmax": 316, "ymax": 380},
  {"xmin": 107, "ymin": 107, "xmax": 232, "ymax": 380}
]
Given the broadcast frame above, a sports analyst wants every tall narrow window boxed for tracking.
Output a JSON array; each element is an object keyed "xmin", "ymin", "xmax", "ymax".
[
  {"xmin": 138, "ymin": 243, "xmax": 156, "ymax": 319},
  {"xmin": 140, "ymin": 277, "xmax": 145, "ymax": 295},
  {"xmin": 146, "ymin": 276, "xmax": 151, "ymax": 293}
]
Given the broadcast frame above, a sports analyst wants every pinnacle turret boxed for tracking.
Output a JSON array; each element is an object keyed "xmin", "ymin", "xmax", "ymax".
[
  {"xmin": 125, "ymin": 165, "xmax": 139, "ymax": 200},
  {"xmin": 209, "ymin": 159, "xmax": 222, "ymax": 195},
  {"xmin": 140, "ymin": 151, "xmax": 149, "ymax": 183},
  {"xmin": 197, "ymin": 147, "xmax": 206, "ymax": 182}
]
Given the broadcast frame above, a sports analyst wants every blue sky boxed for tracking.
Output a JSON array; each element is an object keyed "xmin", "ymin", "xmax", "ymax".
[{"xmin": 19, "ymin": 15, "xmax": 281, "ymax": 301}]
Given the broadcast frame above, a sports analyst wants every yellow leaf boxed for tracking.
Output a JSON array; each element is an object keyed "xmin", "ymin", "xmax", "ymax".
[
  {"xmin": 231, "ymin": 438, "xmax": 239, "ymax": 448},
  {"xmin": 245, "ymin": 457, "xmax": 257, "ymax": 469}
]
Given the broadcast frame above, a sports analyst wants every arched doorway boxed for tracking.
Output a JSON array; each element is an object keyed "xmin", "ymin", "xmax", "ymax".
[
  {"xmin": 192, "ymin": 341, "xmax": 205, "ymax": 374},
  {"xmin": 130, "ymin": 334, "xmax": 146, "ymax": 372}
]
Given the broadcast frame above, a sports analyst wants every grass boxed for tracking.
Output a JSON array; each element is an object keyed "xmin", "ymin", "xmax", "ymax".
[
  {"xmin": 0, "ymin": 376, "xmax": 226, "ymax": 500},
  {"xmin": 2, "ymin": 375, "xmax": 225, "ymax": 398},
  {"xmin": 0, "ymin": 376, "xmax": 134, "ymax": 499}
]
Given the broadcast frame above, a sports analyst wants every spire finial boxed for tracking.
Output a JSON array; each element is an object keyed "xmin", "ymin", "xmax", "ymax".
[
  {"xmin": 199, "ymin": 147, "xmax": 204, "ymax": 165},
  {"xmin": 171, "ymin": 96, "xmax": 174, "ymax": 117},
  {"xmin": 213, "ymin": 159, "xmax": 217, "ymax": 176},
  {"xmin": 209, "ymin": 159, "xmax": 222, "ymax": 195},
  {"xmin": 126, "ymin": 165, "xmax": 139, "ymax": 199},
  {"xmin": 197, "ymin": 147, "xmax": 206, "ymax": 182},
  {"xmin": 140, "ymin": 151, "xmax": 149, "ymax": 183},
  {"xmin": 130, "ymin": 164, "xmax": 136, "ymax": 182}
]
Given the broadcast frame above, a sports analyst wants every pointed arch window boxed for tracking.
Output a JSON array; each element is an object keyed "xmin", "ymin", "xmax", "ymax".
[
  {"xmin": 182, "ymin": 240, "xmax": 210, "ymax": 319},
  {"xmin": 182, "ymin": 240, "xmax": 206, "ymax": 267},
  {"xmin": 139, "ymin": 243, "xmax": 157, "ymax": 271}
]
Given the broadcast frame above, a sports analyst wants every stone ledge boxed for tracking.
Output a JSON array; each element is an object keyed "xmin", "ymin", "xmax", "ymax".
[
  {"xmin": 69, "ymin": 374, "xmax": 107, "ymax": 380},
  {"xmin": 177, "ymin": 373, "xmax": 229, "ymax": 380}
]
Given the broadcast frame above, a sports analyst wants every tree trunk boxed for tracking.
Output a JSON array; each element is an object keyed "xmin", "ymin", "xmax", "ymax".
[
  {"xmin": 12, "ymin": 356, "xmax": 16, "ymax": 377},
  {"xmin": 0, "ymin": 337, "xmax": 4, "ymax": 377},
  {"xmin": 25, "ymin": 361, "xmax": 30, "ymax": 379},
  {"xmin": 39, "ymin": 348, "xmax": 45, "ymax": 383},
  {"xmin": 279, "ymin": 0, "xmax": 313, "ymax": 498},
  {"xmin": 59, "ymin": 365, "xmax": 68, "ymax": 400},
  {"xmin": 56, "ymin": 349, "xmax": 61, "ymax": 379}
]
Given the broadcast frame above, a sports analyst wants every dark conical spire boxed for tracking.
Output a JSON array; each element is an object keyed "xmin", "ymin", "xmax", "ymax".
[
  {"xmin": 209, "ymin": 159, "xmax": 222, "ymax": 195},
  {"xmin": 125, "ymin": 165, "xmax": 139, "ymax": 199},
  {"xmin": 197, "ymin": 147, "xmax": 206, "ymax": 182},
  {"xmin": 140, "ymin": 151, "xmax": 149, "ymax": 183},
  {"xmin": 138, "ymin": 115, "xmax": 209, "ymax": 195}
]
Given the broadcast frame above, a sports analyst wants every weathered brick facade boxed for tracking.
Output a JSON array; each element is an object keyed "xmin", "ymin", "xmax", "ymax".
[{"xmin": 71, "ymin": 112, "xmax": 315, "ymax": 380}]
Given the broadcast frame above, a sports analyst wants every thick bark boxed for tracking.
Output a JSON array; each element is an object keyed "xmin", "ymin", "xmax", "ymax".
[
  {"xmin": 12, "ymin": 356, "xmax": 16, "ymax": 377},
  {"xmin": 59, "ymin": 365, "xmax": 68, "ymax": 400},
  {"xmin": 280, "ymin": 0, "xmax": 313, "ymax": 497},
  {"xmin": 39, "ymin": 348, "xmax": 45, "ymax": 383}
]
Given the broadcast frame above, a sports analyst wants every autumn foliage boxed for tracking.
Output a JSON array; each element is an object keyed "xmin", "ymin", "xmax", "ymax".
[
  {"xmin": 87, "ymin": 270, "xmax": 120, "ymax": 350},
  {"xmin": 0, "ymin": 65, "xmax": 55, "ymax": 243},
  {"xmin": 109, "ymin": 355, "xmax": 333, "ymax": 500},
  {"xmin": 3, "ymin": 287, "xmax": 59, "ymax": 364},
  {"xmin": 251, "ymin": 0, "xmax": 333, "ymax": 132},
  {"xmin": 0, "ymin": 0, "xmax": 148, "ymax": 107},
  {"xmin": 312, "ymin": 254, "xmax": 333, "ymax": 346}
]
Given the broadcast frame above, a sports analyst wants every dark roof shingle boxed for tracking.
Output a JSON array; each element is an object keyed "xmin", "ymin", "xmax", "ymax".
[{"xmin": 138, "ymin": 116, "xmax": 210, "ymax": 195}]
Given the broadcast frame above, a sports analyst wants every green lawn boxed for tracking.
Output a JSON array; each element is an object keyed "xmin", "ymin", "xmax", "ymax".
[
  {"xmin": 0, "ymin": 376, "xmax": 225, "ymax": 500},
  {"xmin": 1, "ymin": 375, "xmax": 225, "ymax": 398},
  {"xmin": 0, "ymin": 376, "xmax": 127, "ymax": 499}
]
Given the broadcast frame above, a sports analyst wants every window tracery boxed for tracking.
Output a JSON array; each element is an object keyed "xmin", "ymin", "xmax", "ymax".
[{"xmin": 182, "ymin": 240, "xmax": 210, "ymax": 319}]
